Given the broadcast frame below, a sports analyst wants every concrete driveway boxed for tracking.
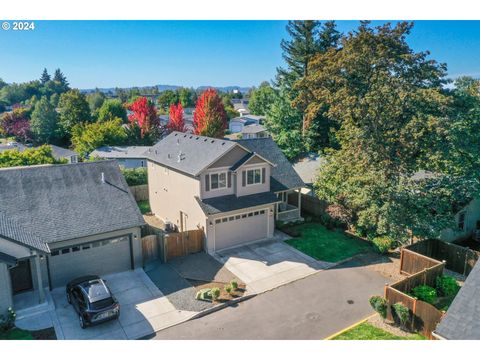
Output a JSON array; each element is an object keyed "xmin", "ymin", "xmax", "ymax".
[
  {"xmin": 51, "ymin": 269, "xmax": 195, "ymax": 340},
  {"xmin": 215, "ymin": 238, "xmax": 332, "ymax": 293}
]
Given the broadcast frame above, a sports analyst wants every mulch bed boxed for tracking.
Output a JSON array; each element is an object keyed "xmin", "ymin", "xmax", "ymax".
[
  {"xmin": 31, "ymin": 327, "xmax": 56, "ymax": 340},
  {"xmin": 188, "ymin": 279, "xmax": 246, "ymax": 303}
]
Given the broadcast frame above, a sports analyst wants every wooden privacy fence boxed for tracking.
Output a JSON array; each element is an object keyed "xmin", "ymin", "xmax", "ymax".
[
  {"xmin": 300, "ymin": 194, "xmax": 327, "ymax": 217},
  {"xmin": 129, "ymin": 184, "xmax": 149, "ymax": 201},
  {"xmin": 400, "ymin": 248, "xmax": 443, "ymax": 275},
  {"xmin": 405, "ymin": 238, "xmax": 479, "ymax": 276},
  {"xmin": 163, "ymin": 229, "xmax": 204, "ymax": 262},
  {"xmin": 385, "ymin": 261, "xmax": 445, "ymax": 339}
]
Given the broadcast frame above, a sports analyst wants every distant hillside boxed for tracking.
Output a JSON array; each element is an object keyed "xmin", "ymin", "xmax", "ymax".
[{"xmin": 81, "ymin": 84, "xmax": 252, "ymax": 94}]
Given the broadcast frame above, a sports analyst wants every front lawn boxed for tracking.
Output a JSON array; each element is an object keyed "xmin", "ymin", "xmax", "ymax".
[
  {"xmin": 332, "ymin": 322, "xmax": 425, "ymax": 340},
  {"xmin": 285, "ymin": 223, "xmax": 371, "ymax": 263},
  {"xmin": 0, "ymin": 328, "xmax": 34, "ymax": 340},
  {"xmin": 137, "ymin": 200, "xmax": 151, "ymax": 215}
]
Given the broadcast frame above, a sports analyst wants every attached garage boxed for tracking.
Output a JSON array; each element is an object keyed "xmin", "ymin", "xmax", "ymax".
[
  {"xmin": 48, "ymin": 235, "xmax": 132, "ymax": 288},
  {"xmin": 214, "ymin": 209, "xmax": 268, "ymax": 251}
]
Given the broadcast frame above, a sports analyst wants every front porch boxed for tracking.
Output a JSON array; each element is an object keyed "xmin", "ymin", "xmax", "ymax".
[{"xmin": 275, "ymin": 188, "xmax": 303, "ymax": 223}]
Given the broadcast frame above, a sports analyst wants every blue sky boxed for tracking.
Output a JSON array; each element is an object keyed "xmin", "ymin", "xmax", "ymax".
[{"xmin": 1, "ymin": 20, "xmax": 480, "ymax": 89}]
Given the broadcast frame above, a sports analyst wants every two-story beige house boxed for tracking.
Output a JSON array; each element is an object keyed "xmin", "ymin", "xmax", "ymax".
[{"xmin": 145, "ymin": 132, "xmax": 305, "ymax": 253}]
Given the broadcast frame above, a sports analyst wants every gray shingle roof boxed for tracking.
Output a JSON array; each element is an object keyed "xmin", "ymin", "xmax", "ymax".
[
  {"xmin": 435, "ymin": 261, "xmax": 480, "ymax": 339},
  {"xmin": 0, "ymin": 212, "xmax": 49, "ymax": 253},
  {"xmin": 0, "ymin": 161, "xmax": 145, "ymax": 244},
  {"xmin": 145, "ymin": 132, "xmax": 238, "ymax": 176},
  {"xmin": 241, "ymin": 124, "xmax": 267, "ymax": 134},
  {"xmin": 195, "ymin": 192, "xmax": 279, "ymax": 215},
  {"xmin": 293, "ymin": 153, "xmax": 324, "ymax": 185},
  {"xmin": 90, "ymin": 146, "xmax": 151, "ymax": 159},
  {"xmin": 49, "ymin": 145, "xmax": 78, "ymax": 159},
  {"xmin": 235, "ymin": 138, "xmax": 305, "ymax": 192}
]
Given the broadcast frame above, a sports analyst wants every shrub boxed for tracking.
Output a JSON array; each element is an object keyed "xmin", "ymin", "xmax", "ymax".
[
  {"xmin": 121, "ymin": 167, "xmax": 148, "ymax": 186},
  {"xmin": 411, "ymin": 285, "xmax": 437, "ymax": 304},
  {"xmin": 195, "ymin": 288, "xmax": 212, "ymax": 301},
  {"xmin": 0, "ymin": 307, "xmax": 16, "ymax": 332},
  {"xmin": 230, "ymin": 279, "xmax": 238, "ymax": 290},
  {"xmin": 211, "ymin": 287, "xmax": 221, "ymax": 301},
  {"xmin": 436, "ymin": 275, "xmax": 461, "ymax": 297},
  {"xmin": 369, "ymin": 295, "xmax": 387, "ymax": 319},
  {"xmin": 392, "ymin": 302, "xmax": 410, "ymax": 328},
  {"xmin": 372, "ymin": 236, "xmax": 395, "ymax": 254},
  {"xmin": 224, "ymin": 284, "xmax": 232, "ymax": 294}
]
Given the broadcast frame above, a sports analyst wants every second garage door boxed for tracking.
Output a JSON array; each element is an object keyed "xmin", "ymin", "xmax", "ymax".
[
  {"xmin": 48, "ymin": 235, "xmax": 132, "ymax": 288},
  {"xmin": 214, "ymin": 209, "xmax": 268, "ymax": 251}
]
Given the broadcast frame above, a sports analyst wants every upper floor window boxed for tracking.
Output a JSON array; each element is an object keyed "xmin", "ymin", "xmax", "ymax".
[
  {"xmin": 210, "ymin": 172, "xmax": 227, "ymax": 190},
  {"xmin": 247, "ymin": 168, "xmax": 262, "ymax": 185}
]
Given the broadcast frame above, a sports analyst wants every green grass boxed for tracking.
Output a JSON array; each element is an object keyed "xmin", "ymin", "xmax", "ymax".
[
  {"xmin": 285, "ymin": 223, "xmax": 372, "ymax": 262},
  {"xmin": 332, "ymin": 322, "xmax": 425, "ymax": 340},
  {"xmin": 137, "ymin": 200, "xmax": 151, "ymax": 215},
  {"xmin": 0, "ymin": 328, "xmax": 34, "ymax": 340}
]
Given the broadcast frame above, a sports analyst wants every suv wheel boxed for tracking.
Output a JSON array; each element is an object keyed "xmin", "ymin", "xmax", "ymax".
[{"xmin": 79, "ymin": 315, "xmax": 86, "ymax": 329}]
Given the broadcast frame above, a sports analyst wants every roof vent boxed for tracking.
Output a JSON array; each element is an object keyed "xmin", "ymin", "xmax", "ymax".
[
  {"xmin": 177, "ymin": 138, "xmax": 180, "ymax": 145},
  {"xmin": 155, "ymin": 150, "xmax": 158, "ymax": 155},
  {"xmin": 177, "ymin": 151, "xmax": 185, "ymax": 162},
  {"xmin": 211, "ymin": 140, "xmax": 215, "ymax": 143},
  {"xmin": 167, "ymin": 153, "xmax": 171, "ymax": 159},
  {"xmin": 221, "ymin": 142, "xmax": 225, "ymax": 145},
  {"xmin": 204, "ymin": 139, "xmax": 207, "ymax": 142},
  {"xmin": 101, "ymin": 172, "xmax": 105, "ymax": 184}
]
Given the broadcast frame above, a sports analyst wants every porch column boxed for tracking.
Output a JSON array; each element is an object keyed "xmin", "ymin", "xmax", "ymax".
[
  {"xmin": 297, "ymin": 189, "xmax": 302, "ymax": 218},
  {"xmin": 275, "ymin": 202, "xmax": 279, "ymax": 220},
  {"xmin": 33, "ymin": 253, "xmax": 45, "ymax": 304}
]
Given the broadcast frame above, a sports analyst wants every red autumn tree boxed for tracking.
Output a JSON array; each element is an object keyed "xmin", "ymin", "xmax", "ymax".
[
  {"xmin": 0, "ymin": 108, "xmax": 31, "ymax": 143},
  {"xmin": 193, "ymin": 88, "xmax": 227, "ymax": 138},
  {"xmin": 127, "ymin": 97, "xmax": 161, "ymax": 144},
  {"xmin": 167, "ymin": 102, "xmax": 187, "ymax": 133}
]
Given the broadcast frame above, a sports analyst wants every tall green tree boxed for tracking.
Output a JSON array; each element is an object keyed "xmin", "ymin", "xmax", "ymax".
[
  {"xmin": 248, "ymin": 82, "xmax": 278, "ymax": 116},
  {"xmin": 97, "ymin": 99, "xmax": 128, "ymax": 123},
  {"xmin": 57, "ymin": 89, "xmax": 91, "ymax": 139},
  {"xmin": 302, "ymin": 22, "xmax": 457, "ymax": 243},
  {"xmin": 0, "ymin": 145, "xmax": 66, "ymax": 168},
  {"xmin": 40, "ymin": 68, "xmax": 51, "ymax": 85},
  {"xmin": 157, "ymin": 90, "xmax": 179, "ymax": 111},
  {"xmin": 30, "ymin": 96, "xmax": 60, "ymax": 144},
  {"xmin": 71, "ymin": 118, "xmax": 127, "ymax": 157},
  {"xmin": 86, "ymin": 90, "xmax": 106, "ymax": 118}
]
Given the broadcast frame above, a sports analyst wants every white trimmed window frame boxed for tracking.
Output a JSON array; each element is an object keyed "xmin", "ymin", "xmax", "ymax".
[
  {"xmin": 209, "ymin": 171, "xmax": 228, "ymax": 190},
  {"xmin": 246, "ymin": 168, "xmax": 262, "ymax": 186}
]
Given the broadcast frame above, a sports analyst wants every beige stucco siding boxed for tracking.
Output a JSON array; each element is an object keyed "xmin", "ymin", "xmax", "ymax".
[
  {"xmin": 148, "ymin": 160, "xmax": 206, "ymax": 231},
  {"xmin": 440, "ymin": 198, "xmax": 480, "ymax": 242},
  {"xmin": 235, "ymin": 163, "xmax": 271, "ymax": 197}
]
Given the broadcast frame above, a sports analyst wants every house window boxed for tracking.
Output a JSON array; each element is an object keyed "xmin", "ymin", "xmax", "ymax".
[
  {"xmin": 71, "ymin": 156, "xmax": 78, "ymax": 164},
  {"xmin": 458, "ymin": 212, "xmax": 466, "ymax": 231},
  {"xmin": 210, "ymin": 172, "xmax": 227, "ymax": 190},
  {"xmin": 246, "ymin": 168, "xmax": 262, "ymax": 185}
]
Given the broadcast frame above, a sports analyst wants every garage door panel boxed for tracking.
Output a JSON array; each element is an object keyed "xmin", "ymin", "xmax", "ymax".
[
  {"xmin": 215, "ymin": 211, "xmax": 267, "ymax": 251},
  {"xmin": 49, "ymin": 236, "xmax": 131, "ymax": 288}
]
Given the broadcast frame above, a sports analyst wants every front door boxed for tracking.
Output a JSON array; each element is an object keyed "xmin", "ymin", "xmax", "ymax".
[{"xmin": 10, "ymin": 259, "xmax": 33, "ymax": 294}]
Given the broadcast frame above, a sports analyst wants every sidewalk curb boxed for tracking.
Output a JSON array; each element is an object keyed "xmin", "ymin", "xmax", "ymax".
[
  {"xmin": 323, "ymin": 313, "xmax": 376, "ymax": 340},
  {"xmin": 189, "ymin": 293, "xmax": 258, "ymax": 320}
]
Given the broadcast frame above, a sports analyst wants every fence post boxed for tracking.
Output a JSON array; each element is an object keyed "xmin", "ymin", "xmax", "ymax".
[
  {"xmin": 163, "ymin": 234, "xmax": 167, "ymax": 263},
  {"xmin": 411, "ymin": 298, "xmax": 417, "ymax": 332},
  {"xmin": 399, "ymin": 248, "xmax": 404, "ymax": 275}
]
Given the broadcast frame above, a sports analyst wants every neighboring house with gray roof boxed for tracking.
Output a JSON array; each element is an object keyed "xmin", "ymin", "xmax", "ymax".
[
  {"xmin": 145, "ymin": 132, "xmax": 304, "ymax": 253},
  {"xmin": 228, "ymin": 115, "xmax": 265, "ymax": 133},
  {"xmin": 0, "ymin": 161, "xmax": 145, "ymax": 315},
  {"xmin": 434, "ymin": 260, "xmax": 480, "ymax": 339},
  {"xmin": 241, "ymin": 124, "xmax": 269, "ymax": 139},
  {"xmin": 90, "ymin": 146, "xmax": 151, "ymax": 168},
  {"xmin": 293, "ymin": 153, "xmax": 324, "ymax": 195},
  {"xmin": 0, "ymin": 142, "xmax": 79, "ymax": 164}
]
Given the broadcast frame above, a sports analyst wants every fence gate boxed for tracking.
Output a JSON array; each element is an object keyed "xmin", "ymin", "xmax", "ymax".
[
  {"xmin": 141, "ymin": 235, "xmax": 159, "ymax": 264},
  {"xmin": 164, "ymin": 229, "xmax": 204, "ymax": 262}
]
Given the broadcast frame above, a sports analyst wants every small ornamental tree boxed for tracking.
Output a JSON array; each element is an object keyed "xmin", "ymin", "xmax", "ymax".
[
  {"xmin": 127, "ymin": 97, "xmax": 161, "ymax": 143},
  {"xmin": 167, "ymin": 102, "xmax": 187, "ymax": 133},
  {"xmin": 193, "ymin": 88, "xmax": 227, "ymax": 138},
  {"xmin": 0, "ymin": 108, "xmax": 31, "ymax": 142}
]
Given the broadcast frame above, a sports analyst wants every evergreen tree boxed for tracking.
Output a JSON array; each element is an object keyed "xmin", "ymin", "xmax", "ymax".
[
  {"xmin": 30, "ymin": 96, "xmax": 60, "ymax": 144},
  {"xmin": 53, "ymin": 68, "xmax": 69, "ymax": 92},
  {"xmin": 40, "ymin": 68, "xmax": 51, "ymax": 85}
]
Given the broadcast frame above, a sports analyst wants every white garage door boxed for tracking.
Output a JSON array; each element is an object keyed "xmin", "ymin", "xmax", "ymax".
[
  {"xmin": 48, "ymin": 235, "xmax": 132, "ymax": 288},
  {"xmin": 214, "ymin": 209, "xmax": 268, "ymax": 251}
]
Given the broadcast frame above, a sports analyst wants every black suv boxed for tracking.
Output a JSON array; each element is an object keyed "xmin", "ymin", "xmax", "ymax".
[{"xmin": 66, "ymin": 275, "xmax": 120, "ymax": 328}]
